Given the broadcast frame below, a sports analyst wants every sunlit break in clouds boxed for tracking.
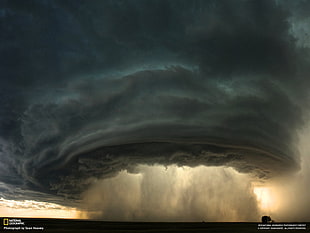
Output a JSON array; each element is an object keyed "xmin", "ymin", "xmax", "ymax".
[
  {"xmin": 1, "ymin": 0, "xmax": 310, "ymax": 221},
  {"xmin": 0, "ymin": 198, "xmax": 81, "ymax": 219},
  {"xmin": 253, "ymin": 187, "xmax": 278, "ymax": 213}
]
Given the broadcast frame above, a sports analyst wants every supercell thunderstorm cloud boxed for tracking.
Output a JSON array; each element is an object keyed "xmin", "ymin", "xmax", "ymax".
[{"xmin": 1, "ymin": 0, "xmax": 310, "ymax": 221}]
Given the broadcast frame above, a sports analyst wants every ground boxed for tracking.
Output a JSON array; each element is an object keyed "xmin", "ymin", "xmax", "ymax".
[{"xmin": 1, "ymin": 218, "xmax": 309, "ymax": 233}]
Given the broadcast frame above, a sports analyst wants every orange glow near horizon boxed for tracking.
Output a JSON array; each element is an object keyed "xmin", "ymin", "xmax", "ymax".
[
  {"xmin": 0, "ymin": 198, "xmax": 82, "ymax": 219},
  {"xmin": 253, "ymin": 186, "xmax": 278, "ymax": 214}
]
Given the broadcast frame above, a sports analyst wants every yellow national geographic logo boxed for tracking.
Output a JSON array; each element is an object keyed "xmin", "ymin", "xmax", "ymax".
[{"xmin": 3, "ymin": 218, "xmax": 9, "ymax": 225}]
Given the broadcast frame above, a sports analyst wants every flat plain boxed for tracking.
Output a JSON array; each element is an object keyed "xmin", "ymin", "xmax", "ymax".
[{"xmin": 1, "ymin": 218, "xmax": 309, "ymax": 233}]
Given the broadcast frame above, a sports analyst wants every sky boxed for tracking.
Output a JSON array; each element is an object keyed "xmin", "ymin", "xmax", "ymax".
[{"xmin": 1, "ymin": 0, "xmax": 310, "ymax": 221}]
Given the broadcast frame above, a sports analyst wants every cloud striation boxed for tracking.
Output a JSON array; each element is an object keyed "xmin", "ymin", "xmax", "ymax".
[{"xmin": 0, "ymin": 0, "xmax": 310, "ymax": 220}]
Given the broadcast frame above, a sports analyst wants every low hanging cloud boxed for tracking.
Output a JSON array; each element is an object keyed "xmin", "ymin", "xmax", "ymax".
[{"xmin": 0, "ymin": 0, "xmax": 310, "ymax": 220}]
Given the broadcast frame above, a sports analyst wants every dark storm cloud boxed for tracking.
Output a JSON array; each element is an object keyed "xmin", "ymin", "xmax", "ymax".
[{"xmin": 0, "ymin": 0, "xmax": 309, "ymax": 204}]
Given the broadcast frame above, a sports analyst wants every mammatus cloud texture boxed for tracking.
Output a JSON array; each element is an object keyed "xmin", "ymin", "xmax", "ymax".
[{"xmin": 1, "ymin": 0, "xmax": 310, "ymax": 220}]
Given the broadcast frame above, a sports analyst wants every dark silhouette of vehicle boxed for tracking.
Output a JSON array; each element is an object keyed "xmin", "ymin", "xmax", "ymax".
[{"xmin": 261, "ymin": 216, "xmax": 272, "ymax": 223}]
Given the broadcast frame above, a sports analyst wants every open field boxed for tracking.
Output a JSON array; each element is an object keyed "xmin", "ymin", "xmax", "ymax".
[{"xmin": 1, "ymin": 218, "xmax": 309, "ymax": 233}]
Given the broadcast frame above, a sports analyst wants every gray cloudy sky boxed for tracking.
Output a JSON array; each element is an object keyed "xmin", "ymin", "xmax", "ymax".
[{"xmin": 1, "ymin": 0, "xmax": 310, "ymax": 220}]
